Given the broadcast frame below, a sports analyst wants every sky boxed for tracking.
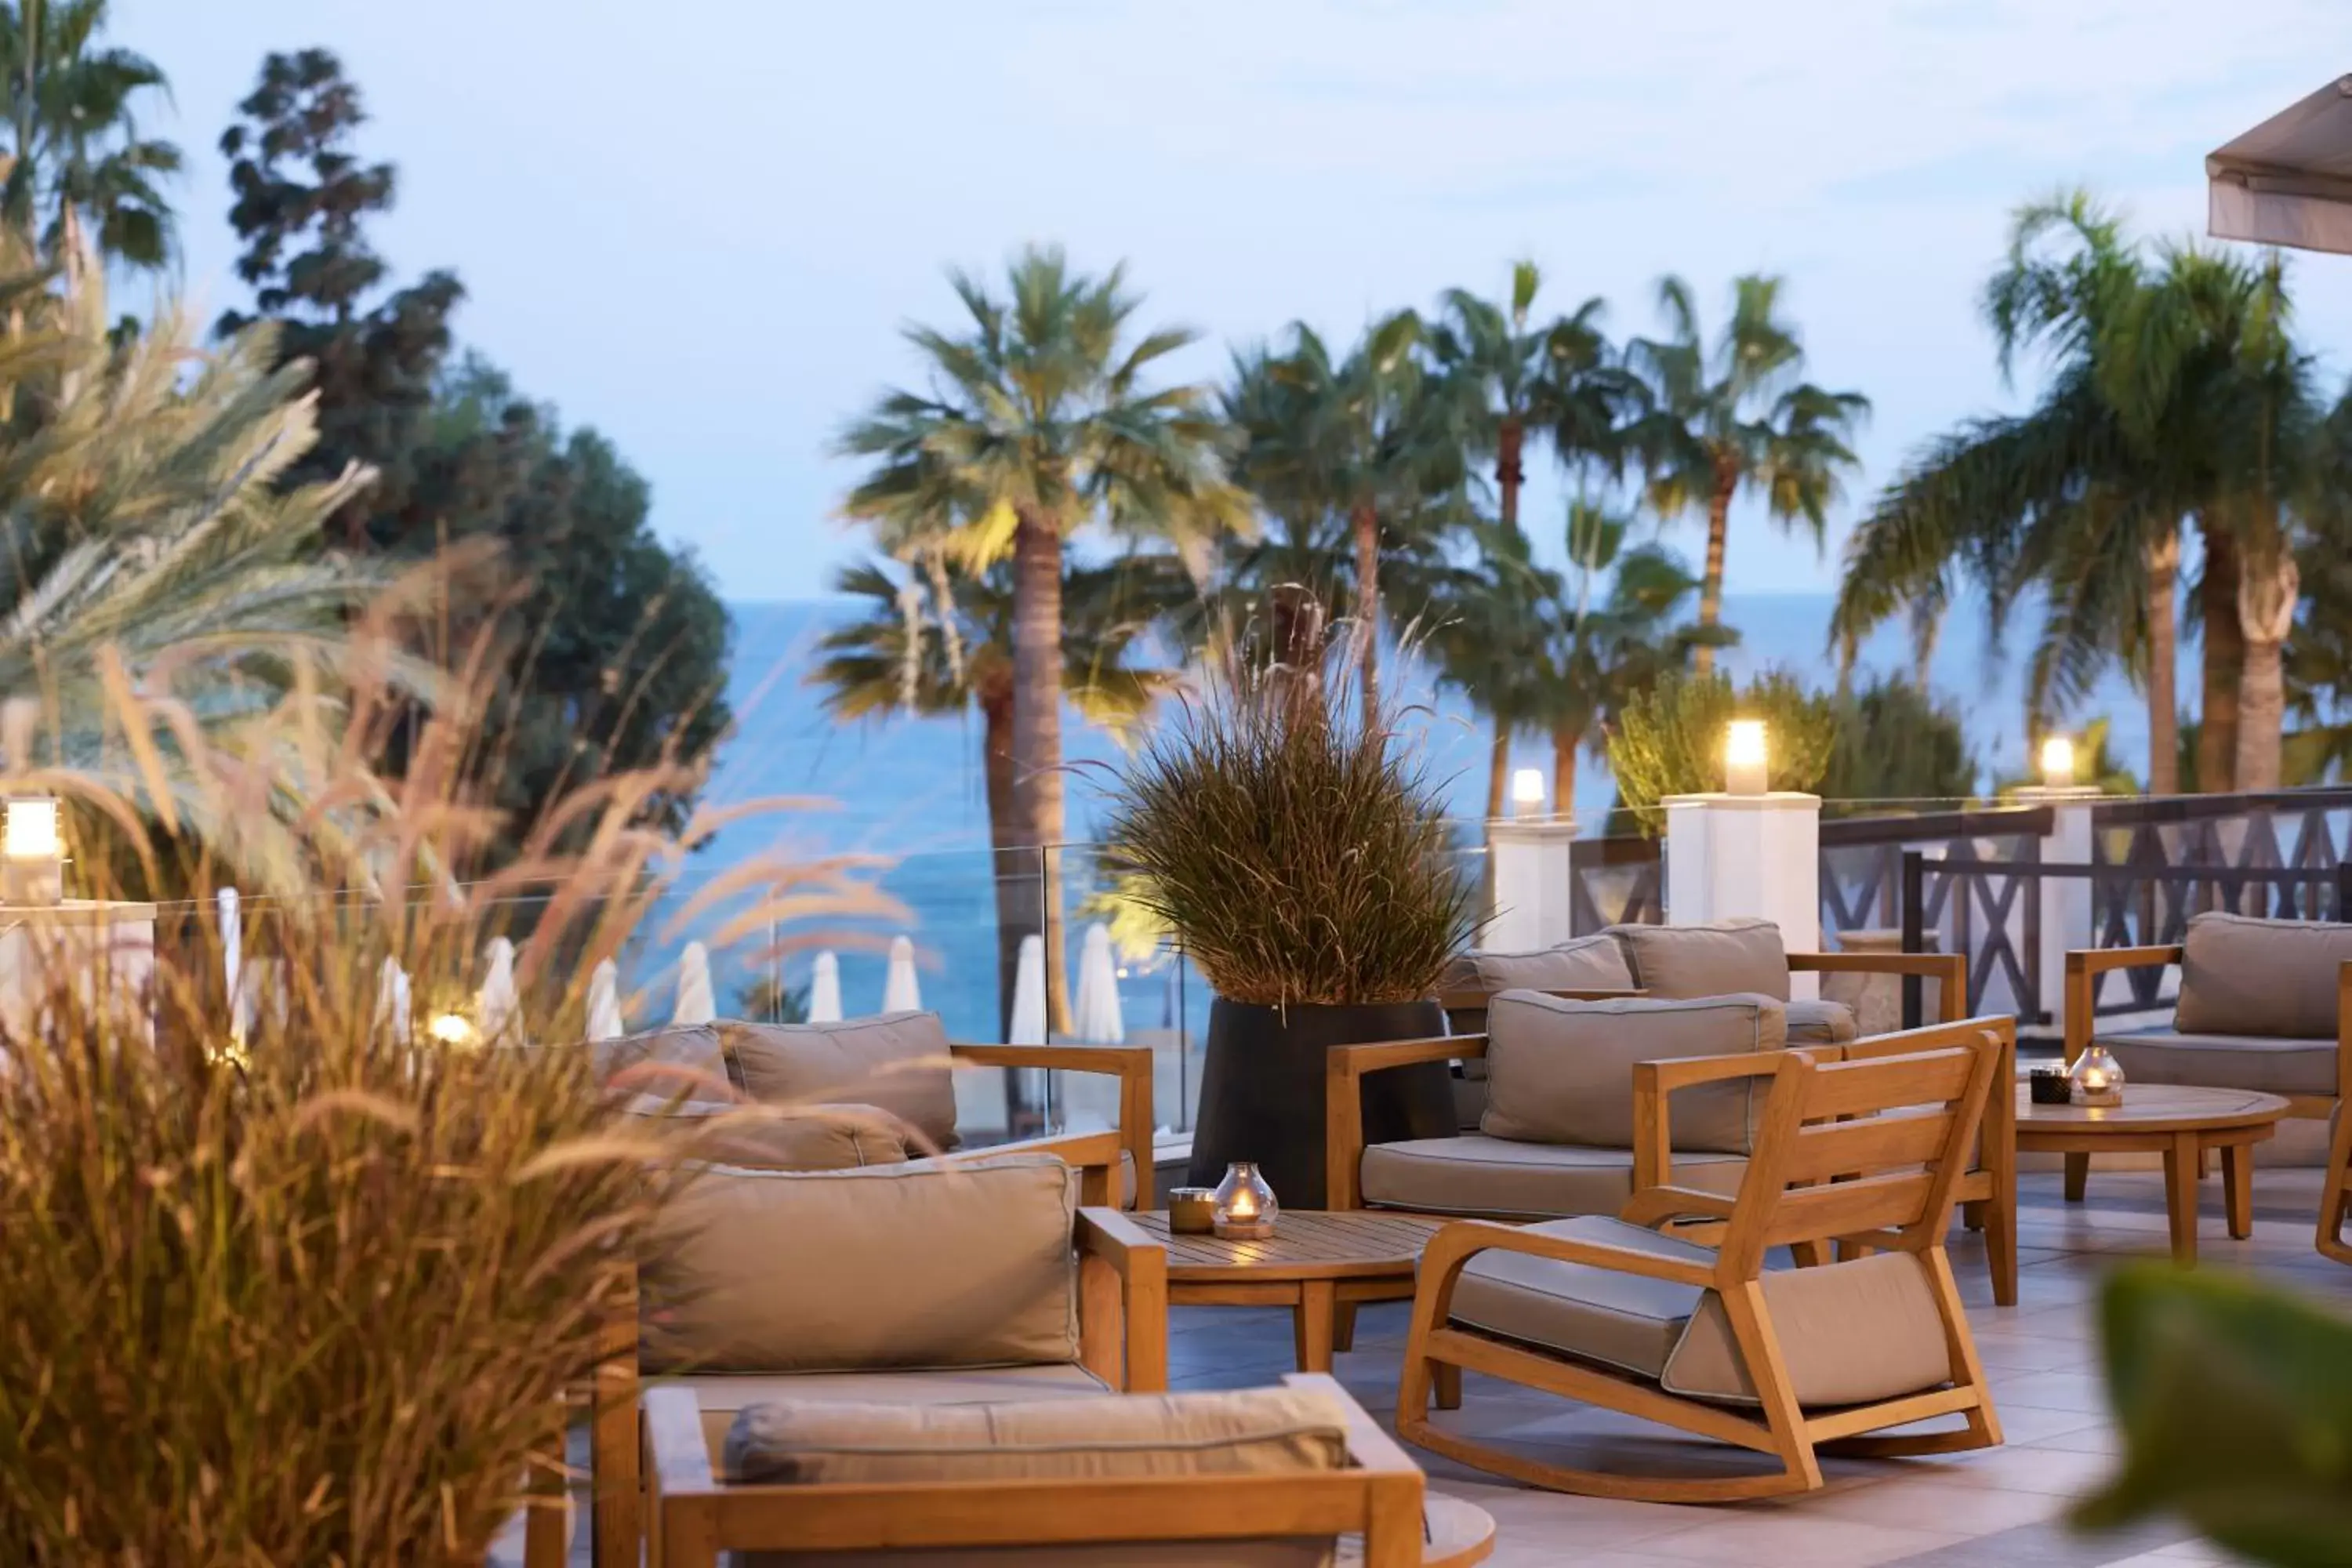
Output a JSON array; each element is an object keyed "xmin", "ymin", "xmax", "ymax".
[{"xmin": 116, "ymin": 0, "xmax": 2352, "ymax": 601}]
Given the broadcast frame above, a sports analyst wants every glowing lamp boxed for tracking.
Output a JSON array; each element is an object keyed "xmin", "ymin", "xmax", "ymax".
[
  {"xmin": 2038, "ymin": 735, "xmax": 2077, "ymax": 789},
  {"xmin": 2071, "ymin": 1044, "xmax": 2125, "ymax": 1109},
  {"xmin": 2, "ymin": 796, "xmax": 64, "ymax": 905},
  {"xmin": 428, "ymin": 1011, "xmax": 477, "ymax": 1047},
  {"xmin": 1211, "ymin": 1162, "xmax": 1277, "ymax": 1241},
  {"xmin": 1510, "ymin": 768, "xmax": 1547, "ymax": 818},
  {"xmin": 1724, "ymin": 720, "xmax": 1769, "ymax": 797}
]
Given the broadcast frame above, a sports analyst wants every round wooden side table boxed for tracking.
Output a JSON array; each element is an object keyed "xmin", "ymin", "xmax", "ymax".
[
  {"xmin": 2016, "ymin": 1083, "xmax": 2290, "ymax": 1264},
  {"xmin": 1131, "ymin": 1210, "xmax": 1442, "ymax": 1371}
]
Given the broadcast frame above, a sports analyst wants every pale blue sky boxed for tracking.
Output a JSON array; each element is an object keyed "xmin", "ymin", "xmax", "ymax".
[{"xmin": 118, "ymin": 0, "xmax": 2352, "ymax": 600}]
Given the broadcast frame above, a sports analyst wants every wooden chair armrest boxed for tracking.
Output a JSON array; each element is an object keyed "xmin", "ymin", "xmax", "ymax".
[
  {"xmin": 2062, "ymin": 946, "xmax": 2182, "ymax": 1063},
  {"xmin": 1076, "ymin": 1207, "xmax": 1168, "ymax": 1392},
  {"xmin": 643, "ymin": 1384, "xmax": 717, "ymax": 1498},
  {"xmin": 1419, "ymin": 1217, "xmax": 1719, "ymax": 1294},
  {"xmin": 2341, "ymin": 962, "xmax": 2352, "ymax": 1102},
  {"xmin": 1630, "ymin": 1052, "xmax": 1799, "ymax": 1191},
  {"xmin": 1791, "ymin": 951, "xmax": 1967, "ymax": 1022},
  {"xmin": 980, "ymin": 1129, "xmax": 1126, "ymax": 1207},
  {"xmin": 953, "ymin": 1043, "xmax": 1154, "ymax": 1209},
  {"xmin": 1617, "ymin": 1185, "xmax": 1737, "ymax": 1229},
  {"xmin": 592, "ymin": 1274, "xmax": 644, "ymax": 1568},
  {"xmin": 1323, "ymin": 1033, "xmax": 1486, "ymax": 1210},
  {"xmin": 1848, "ymin": 1014, "xmax": 2014, "ymax": 1058}
]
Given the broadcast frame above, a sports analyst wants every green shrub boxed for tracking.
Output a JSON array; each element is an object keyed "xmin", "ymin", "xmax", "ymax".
[
  {"xmin": 1820, "ymin": 675, "xmax": 1980, "ymax": 803},
  {"xmin": 1604, "ymin": 668, "xmax": 1840, "ymax": 833}
]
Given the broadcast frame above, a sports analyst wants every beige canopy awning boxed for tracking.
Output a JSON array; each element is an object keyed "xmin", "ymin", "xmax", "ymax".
[{"xmin": 2209, "ymin": 75, "xmax": 2352, "ymax": 254}]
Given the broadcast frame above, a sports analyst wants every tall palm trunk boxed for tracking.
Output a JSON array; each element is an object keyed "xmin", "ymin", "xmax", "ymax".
[
  {"xmin": 2145, "ymin": 530, "xmax": 2181, "ymax": 796},
  {"xmin": 1486, "ymin": 722, "xmax": 1510, "ymax": 820},
  {"xmin": 2197, "ymin": 520, "xmax": 2243, "ymax": 793},
  {"xmin": 2234, "ymin": 546, "xmax": 2298, "ymax": 793},
  {"xmin": 1266, "ymin": 581, "xmax": 1325, "ymax": 720},
  {"xmin": 1552, "ymin": 726, "xmax": 1580, "ymax": 823},
  {"xmin": 979, "ymin": 681, "xmax": 1037, "ymax": 1129},
  {"xmin": 1010, "ymin": 504, "xmax": 1073, "ymax": 1034},
  {"xmin": 1352, "ymin": 500, "xmax": 1380, "ymax": 723},
  {"xmin": 1693, "ymin": 467, "xmax": 1733, "ymax": 678},
  {"xmin": 1497, "ymin": 416, "xmax": 1524, "ymax": 534}
]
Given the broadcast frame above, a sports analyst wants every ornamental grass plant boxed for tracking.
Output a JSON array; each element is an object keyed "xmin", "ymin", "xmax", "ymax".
[
  {"xmin": 1102, "ymin": 659, "xmax": 1475, "ymax": 1007},
  {"xmin": 0, "ymin": 615, "xmax": 887, "ymax": 1564}
]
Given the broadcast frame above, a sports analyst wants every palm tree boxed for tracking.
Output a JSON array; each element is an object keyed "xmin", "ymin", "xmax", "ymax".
[
  {"xmin": 837, "ymin": 247, "xmax": 1244, "ymax": 1029},
  {"xmin": 811, "ymin": 550, "xmax": 1186, "ymax": 1043},
  {"xmin": 0, "ymin": 1, "xmax": 180, "ymax": 279},
  {"xmin": 1228, "ymin": 314, "xmax": 1470, "ymax": 721},
  {"xmin": 1627, "ymin": 274, "xmax": 1867, "ymax": 677},
  {"xmin": 1425, "ymin": 522, "xmax": 1559, "ymax": 822}
]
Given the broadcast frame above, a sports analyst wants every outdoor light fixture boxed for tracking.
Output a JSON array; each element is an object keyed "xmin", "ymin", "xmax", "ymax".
[
  {"xmin": 2039, "ymin": 735, "xmax": 2077, "ymax": 789},
  {"xmin": 1510, "ymin": 767, "xmax": 1547, "ymax": 818},
  {"xmin": 1724, "ymin": 720, "xmax": 1769, "ymax": 797},
  {"xmin": 1211, "ymin": 1162, "xmax": 1277, "ymax": 1240},
  {"xmin": 2071, "ymin": 1044, "xmax": 2125, "ymax": 1109},
  {"xmin": 428, "ymin": 1011, "xmax": 477, "ymax": 1047},
  {"xmin": 2, "ymin": 795, "xmax": 64, "ymax": 905}
]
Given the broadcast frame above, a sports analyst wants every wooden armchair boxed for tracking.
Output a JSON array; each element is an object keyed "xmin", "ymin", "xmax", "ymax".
[
  {"xmin": 641, "ymin": 1371, "xmax": 1493, "ymax": 1568},
  {"xmin": 949, "ymin": 1040, "xmax": 1157, "ymax": 1208},
  {"xmin": 1396, "ymin": 1029, "xmax": 2007, "ymax": 1501},
  {"xmin": 589, "ymin": 1199, "xmax": 1170, "ymax": 1568}
]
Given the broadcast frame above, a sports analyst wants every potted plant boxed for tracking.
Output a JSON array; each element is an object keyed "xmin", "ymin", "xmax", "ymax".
[{"xmin": 1104, "ymin": 662, "xmax": 1476, "ymax": 1207}]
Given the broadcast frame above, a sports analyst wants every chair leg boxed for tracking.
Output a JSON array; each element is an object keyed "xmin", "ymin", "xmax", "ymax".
[
  {"xmin": 1982, "ymin": 1178, "xmax": 2019, "ymax": 1308},
  {"xmin": 2318, "ymin": 1110, "xmax": 2352, "ymax": 1264},
  {"xmin": 1333, "ymin": 1301, "xmax": 1359, "ymax": 1353},
  {"xmin": 1434, "ymin": 1360, "xmax": 1461, "ymax": 1411},
  {"xmin": 2063, "ymin": 1152, "xmax": 2089, "ymax": 1203},
  {"xmin": 1961, "ymin": 1198, "xmax": 1986, "ymax": 1232}
]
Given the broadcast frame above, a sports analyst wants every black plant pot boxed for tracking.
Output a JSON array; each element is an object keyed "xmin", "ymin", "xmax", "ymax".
[{"xmin": 1185, "ymin": 997, "xmax": 1454, "ymax": 1210}]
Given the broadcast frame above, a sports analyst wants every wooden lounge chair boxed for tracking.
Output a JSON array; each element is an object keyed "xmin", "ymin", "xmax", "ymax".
[
  {"xmin": 1394, "ymin": 1028, "xmax": 2007, "ymax": 1502},
  {"xmin": 641, "ymin": 1372, "xmax": 1495, "ymax": 1568}
]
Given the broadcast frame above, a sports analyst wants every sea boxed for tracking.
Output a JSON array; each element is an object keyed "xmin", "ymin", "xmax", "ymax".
[{"xmin": 669, "ymin": 589, "xmax": 2166, "ymax": 1055}]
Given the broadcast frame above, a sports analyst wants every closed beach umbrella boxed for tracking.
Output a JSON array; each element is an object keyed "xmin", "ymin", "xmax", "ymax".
[
  {"xmin": 882, "ymin": 935, "xmax": 921, "ymax": 1014},
  {"xmin": 673, "ymin": 941, "xmax": 716, "ymax": 1025},
  {"xmin": 809, "ymin": 950, "xmax": 843, "ymax": 1022},
  {"xmin": 1008, "ymin": 933, "xmax": 1047, "ymax": 1047},
  {"xmin": 477, "ymin": 938, "xmax": 521, "ymax": 1044},
  {"xmin": 585, "ymin": 957, "xmax": 624, "ymax": 1041},
  {"xmin": 1073, "ymin": 923, "xmax": 1125, "ymax": 1044},
  {"xmin": 217, "ymin": 887, "xmax": 241, "ymax": 1036},
  {"xmin": 376, "ymin": 956, "xmax": 411, "ymax": 1041}
]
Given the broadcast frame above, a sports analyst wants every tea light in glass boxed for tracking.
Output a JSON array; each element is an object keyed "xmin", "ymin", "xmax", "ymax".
[
  {"xmin": 1211, "ymin": 1162, "xmax": 1277, "ymax": 1240},
  {"xmin": 2071, "ymin": 1044, "xmax": 2125, "ymax": 1108}
]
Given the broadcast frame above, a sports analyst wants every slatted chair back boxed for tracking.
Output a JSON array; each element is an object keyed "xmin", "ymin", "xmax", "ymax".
[{"xmin": 1715, "ymin": 1033, "xmax": 2002, "ymax": 1277}]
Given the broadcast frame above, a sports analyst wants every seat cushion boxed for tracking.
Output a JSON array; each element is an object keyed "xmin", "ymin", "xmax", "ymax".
[
  {"xmin": 1359, "ymin": 1134, "xmax": 1745, "ymax": 1219},
  {"xmin": 724, "ymin": 1012, "xmax": 960, "ymax": 1149},
  {"xmin": 1782, "ymin": 997, "xmax": 1860, "ymax": 1047},
  {"xmin": 1441, "ymin": 935, "xmax": 1638, "ymax": 995},
  {"xmin": 1450, "ymin": 1217, "xmax": 1955, "ymax": 1408},
  {"xmin": 2099, "ymin": 1028, "xmax": 2342, "ymax": 1098},
  {"xmin": 595, "ymin": 1022, "xmax": 731, "ymax": 1097},
  {"xmin": 619, "ymin": 1097, "xmax": 910, "ymax": 1171},
  {"xmin": 1607, "ymin": 919, "xmax": 1790, "ymax": 1002},
  {"xmin": 1480, "ymin": 992, "xmax": 1787, "ymax": 1152},
  {"xmin": 725, "ymin": 1387, "xmax": 1350, "ymax": 1485},
  {"xmin": 682, "ymin": 1363, "xmax": 1112, "ymax": 1457},
  {"xmin": 641, "ymin": 1152, "xmax": 1078, "ymax": 1374},
  {"xmin": 2175, "ymin": 912, "xmax": 2352, "ymax": 1040}
]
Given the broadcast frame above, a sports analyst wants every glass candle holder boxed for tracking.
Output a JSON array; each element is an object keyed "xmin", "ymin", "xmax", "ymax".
[
  {"xmin": 1167, "ymin": 1188, "xmax": 1217, "ymax": 1235},
  {"xmin": 1211, "ymin": 1162, "xmax": 1277, "ymax": 1240},
  {"xmin": 2071, "ymin": 1044, "xmax": 2125, "ymax": 1108},
  {"xmin": 2028, "ymin": 1068, "xmax": 2072, "ymax": 1106}
]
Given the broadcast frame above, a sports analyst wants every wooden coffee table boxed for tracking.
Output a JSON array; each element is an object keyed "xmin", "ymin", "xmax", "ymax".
[
  {"xmin": 1134, "ymin": 1210, "xmax": 1443, "ymax": 1371},
  {"xmin": 2017, "ymin": 1083, "xmax": 2292, "ymax": 1264}
]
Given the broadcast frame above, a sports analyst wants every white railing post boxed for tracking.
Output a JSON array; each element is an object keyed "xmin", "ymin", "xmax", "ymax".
[
  {"xmin": 1485, "ymin": 815, "xmax": 1577, "ymax": 950},
  {"xmin": 1663, "ymin": 790, "xmax": 1823, "ymax": 1000}
]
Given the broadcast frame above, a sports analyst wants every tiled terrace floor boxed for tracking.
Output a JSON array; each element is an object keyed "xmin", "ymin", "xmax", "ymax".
[{"xmin": 512, "ymin": 1163, "xmax": 2349, "ymax": 1566}]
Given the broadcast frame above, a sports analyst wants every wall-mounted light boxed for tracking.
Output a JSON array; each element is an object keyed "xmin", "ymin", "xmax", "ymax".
[
  {"xmin": 1724, "ymin": 720, "xmax": 1769, "ymax": 797},
  {"xmin": 2, "ymin": 796, "xmax": 64, "ymax": 905}
]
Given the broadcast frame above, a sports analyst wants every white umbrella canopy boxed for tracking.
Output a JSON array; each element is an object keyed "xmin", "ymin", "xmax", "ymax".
[
  {"xmin": 216, "ymin": 887, "xmax": 241, "ymax": 1036},
  {"xmin": 585, "ymin": 957, "xmax": 624, "ymax": 1041},
  {"xmin": 375, "ymin": 956, "xmax": 411, "ymax": 1042},
  {"xmin": 882, "ymin": 935, "xmax": 922, "ymax": 1014},
  {"xmin": 1072, "ymin": 923, "xmax": 1126, "ymax": 1044},
  {"xmin": 1008, "ymin": 934, "xmax": 1047, "ymax": 1047},
  {"xmin": 673, "ymin": 941, "xmax": 717, "ymax": 1026},
  {"xmin": 2210, "ymin": 74, "xmax": 2352, "ymax": 254},
  {"xmin": 808, "ymin": 950, "xmax": 843, "ymax": 1023},
  {"xmin": 476, "ymin": 938, "xmax": 521, "ymax": 1044}
]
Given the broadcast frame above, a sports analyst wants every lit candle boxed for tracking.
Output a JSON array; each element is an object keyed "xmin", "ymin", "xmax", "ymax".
[
  {"xmin": 1211, "ymin": 1161, "xmax": 1277, "ymax": 1240},
  {"xmin": 1724, "ymin": 720, "xmax": 1769, "ymax": 797},
  {"xmin": 2071, "ymin": 1044, "xmax": 2125, "ymax": 1108}
]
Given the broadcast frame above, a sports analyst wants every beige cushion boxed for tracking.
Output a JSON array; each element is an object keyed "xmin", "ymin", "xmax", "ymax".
[
  {"xmin": 642, "ymin": 1152, "xmax": 1078, "ymax": 1374},
  {"xmin": 681, "ymin": 1363, "xmax": 1112, "ymax": 1457},
  {"xmin": 1480, "ymin": 992, "xmax": 1788, "ymax": 1152},
  {"xmin": 2098, "ymin": 1029, "xmax": 2341, "ymax": 1098},
  {"xmin": 1609, "ymin": 919, "xmax": 1790, "ymax": 1001},
  {"xmin": 725, "ymin": 1012, "xmax": 960, "ymax": 1150},
  {"xmin": 596, "ymin": 1022, "xmax": 731, "ymax": 1096},
  {"xmin": 1360, "ymin": 1134, "xmax": 1745, "ymax": 1219},
  {"xmin": 2175, "ymin": 912, "xmax": 2352, "ymax": 1040},
  {"xmin": 726, "ymin": 1388, "xmax": 1349, "ymax": 1484},
  {"xmin": 1450, "ymin": 1215, "xmax": 1953, "ymax": 1407},
  {"xmin": 1441, "ymin": 935, "xmax": 1637, "ymax": 994},
  {"xmin": 620, "ymin": 1097, "xmax": 909, "ymax": 1171},
  {"xmin": 1782, "ymin": 998, "xmax": 1859, "ymax": 1047}
]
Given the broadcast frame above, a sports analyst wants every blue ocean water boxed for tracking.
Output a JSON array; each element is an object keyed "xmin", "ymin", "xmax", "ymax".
[{"xmin": 681, "ymin": 590, "xmax": 2166, "ymax": 1045}]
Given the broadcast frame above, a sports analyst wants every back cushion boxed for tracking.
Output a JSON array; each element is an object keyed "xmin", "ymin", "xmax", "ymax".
[
  {"xmin": 1440, "ymin": 935, "xmax": 1637, "ymax": 994},
  {"xmin": 1481, "ymin": 991, "xmax": 1788, "ymax": 1152},
  {"xmin": 2175, "ymin": 912, "xmax": 2352, "ymax": 1040},
  {"xmin": 725, "ymin": 1011, "xmax": 959, "ymax": 1150},
  {"xmin": 619, "ymin": 1096, "xmax": 909, "ymax": 1171},
  {"xmin": 725, "ymin": 1388, "xmax": 1349, "ymax": 1485},
  {"xmin": 642, "ymin": 1153, "xmax": 1078, "ymax": 1374},
  {"xmin": 594, "ymin": 1022, "xmax": 731, "ymax": 1097},
  {"xmin": 1610, "ymin": 919, "xmax": 1791, "ymax": 1001}
]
